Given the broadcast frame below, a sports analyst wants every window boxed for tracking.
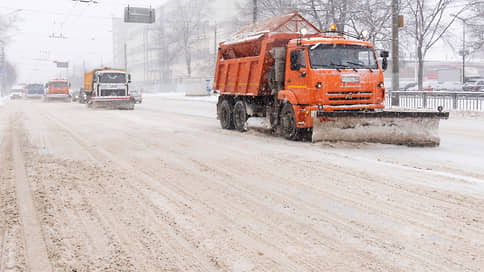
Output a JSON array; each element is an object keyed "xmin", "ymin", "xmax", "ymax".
[
  {"xmin": 99, "ymin": 73, "xmax": 126, "ymax": 83},
  {"xmin": 308, "ymin": 44, "xmax": 378, "ymax": 70},
  {"xmin": 50, "ymin": 82, "xmax": 68, "ymax": 88},
  {"xmin": 300, "ymin": 49, "xmax": 306, "ymax": 68},
  {"xmin": 290, "ymin": 49, "xmax": 306, "ymax": 70}
]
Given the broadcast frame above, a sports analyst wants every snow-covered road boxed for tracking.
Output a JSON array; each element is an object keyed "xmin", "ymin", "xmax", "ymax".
[{"xmin": 0, "ymin": 95, "xmax": 483, "ymax": 271}]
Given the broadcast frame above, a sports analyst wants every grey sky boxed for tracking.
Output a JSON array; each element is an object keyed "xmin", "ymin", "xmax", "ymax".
[
  {"xmin": 2, "ymin": 0, "xmax": 166, "ymax": 83},
  {"xmin": 1, "ymin": 0, "xmax": 474, "ymax": 84}
]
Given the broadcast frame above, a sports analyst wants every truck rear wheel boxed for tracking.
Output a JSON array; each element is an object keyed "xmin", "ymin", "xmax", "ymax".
[
  {"xmin": 219, "ymin": 99, "xmax": 234, "ymax": 129},
  {"xmin": 233, "ymin": 100, "xmax": 247, "ymax": 131},
  {"xmin": 280, "ymin": 103, "xmax": 299, "ymax": 140}
]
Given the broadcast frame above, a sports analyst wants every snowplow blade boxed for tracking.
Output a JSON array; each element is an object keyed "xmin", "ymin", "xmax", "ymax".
[
  {"xmin": 312, "ymin": 111, "xmax": 449, "ymax": 146},
  {"xmin": 88, "ymin": 97, "xmax": 134, "ymax": 110}
]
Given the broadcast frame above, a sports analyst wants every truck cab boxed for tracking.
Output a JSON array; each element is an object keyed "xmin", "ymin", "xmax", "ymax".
[
  {"xmin": 24, "ymin": 83, "xmax": 45, "ymax": 99},
  {"xmin": 93, "ymin": 70, "xmax": 129, "ymax": 97},
  {"xmin": 44, "ymin": 79, "xmax": 71, "ymax": 102},
  {"xmin": 274, "ymin": 36, "xmax": 388, "ymax": 129},
  {"xmin": 85, "ymin": 68, "xmax": 135, "ymax": 110},
  {"xmin": 283, "ymin": 38, "xmax": 386, "ymax": 110}
]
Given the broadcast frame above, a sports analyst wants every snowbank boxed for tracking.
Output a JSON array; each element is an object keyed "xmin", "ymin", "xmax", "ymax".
[
  {"xmin": 144, "ymin": 92, "xmax": 218, "ymax": 103},
  {"xmin": 448, "ymin": 110, "xmax": 484, "ymax": 120},
  {"xmin": 0, "ymin": 96, "xmax": 8, "ymax": 107}
]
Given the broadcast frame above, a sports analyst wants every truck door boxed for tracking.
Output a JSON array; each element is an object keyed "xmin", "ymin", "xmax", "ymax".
[{"xmin": 286, "ymin": 48, "xmax": 308, "ymax": 103}]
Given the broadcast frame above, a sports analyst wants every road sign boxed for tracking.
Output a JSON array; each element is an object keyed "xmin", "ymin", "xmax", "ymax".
[
  {"xmin": 54, "ymin": 61, "xmax": 69, "ymax": 68},
  {"xmin": 124, "ymin": 7, "xmax": 155, "ymax": 24}
]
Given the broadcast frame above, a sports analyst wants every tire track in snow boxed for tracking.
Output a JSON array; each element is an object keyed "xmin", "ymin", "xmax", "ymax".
[{"xmin": 9, "ymin": 114, "xmax": 53, "ymax": 272}]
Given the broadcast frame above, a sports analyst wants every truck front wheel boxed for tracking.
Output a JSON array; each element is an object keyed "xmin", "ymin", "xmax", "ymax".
[
  {"xmin": 219, "ymin": 99, "xmax": 234, "ymax": 129},
  {"xmin": 280, "ymin": 103, "xmax": 299, "ymax": 140},
  {"xmin": 233, "ymin": 100, "xmax": 247, "ymax": 131}
]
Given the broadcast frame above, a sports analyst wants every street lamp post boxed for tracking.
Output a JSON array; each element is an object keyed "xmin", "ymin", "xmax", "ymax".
[
  {"xmin": 454, "ymin": 15, "xmax": 468, "ymax": 84},
  {"xmin": 0, "ymin": 41, "xmax": 5, "ymax": 97}
]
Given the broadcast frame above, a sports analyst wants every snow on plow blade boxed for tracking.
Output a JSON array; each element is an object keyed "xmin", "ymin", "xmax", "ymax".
[{"xmin": 312, "ymin": 111, "xmax": 449, "ymax": 146}]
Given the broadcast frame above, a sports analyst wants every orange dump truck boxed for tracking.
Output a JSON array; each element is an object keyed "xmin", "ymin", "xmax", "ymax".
[
  {"xmin": 44, "ymin": 79, "xmax": 71, "ymax": 102},
  {"xmin": 214, "ymin": 12, "xmax": 448, "ymax": 146}
]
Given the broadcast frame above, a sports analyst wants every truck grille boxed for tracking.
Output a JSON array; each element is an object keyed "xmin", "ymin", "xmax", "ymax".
[
  {"xmin": 327, "ymin": 91, "xmax": 372, "ymax": 102},
  {"xmin": 101, "ymin": 89, "xmax": 125, "ymax": 96}
]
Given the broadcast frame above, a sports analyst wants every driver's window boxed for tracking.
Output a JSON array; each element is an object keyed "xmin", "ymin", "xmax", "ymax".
[
  {"xmin": 358, "ymin": 51, "xmax": 377, "ymax": 66},
  {"xmin": 300, "ymin": 50, "xmax": 306, "ymax": 68},
  {"xmin": 358, "ymin": 51, "xmax": 370, "ymax": 65}
]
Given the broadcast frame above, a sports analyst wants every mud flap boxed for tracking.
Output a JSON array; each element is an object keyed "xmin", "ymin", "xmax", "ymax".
[{"xmin": 312, "ymin": 111, "xmax": 449, "ymax": 147}]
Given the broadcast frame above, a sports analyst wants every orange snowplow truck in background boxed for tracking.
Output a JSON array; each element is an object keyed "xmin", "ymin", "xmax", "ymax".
[
  {"xmin": 44, "ymin": 79, "xmax": 71, "ymax": 102},
  {"xmin": 214, "ymin": 12, "xmax": 449, "ymax": 146}
]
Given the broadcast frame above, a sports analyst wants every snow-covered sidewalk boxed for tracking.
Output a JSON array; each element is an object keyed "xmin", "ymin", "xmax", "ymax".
[
  {"xmin": 0, "ymin": 96, "xmax": 8, "ymax": 107},
  {"xmin": 143, "ymin": 92, "xmax": 218, "ymax": 103}
]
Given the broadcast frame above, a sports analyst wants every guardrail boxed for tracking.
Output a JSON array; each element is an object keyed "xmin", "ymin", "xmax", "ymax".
[{"xmin": 385, "ymin": 90, "xmax": 484, "ymax": 111}]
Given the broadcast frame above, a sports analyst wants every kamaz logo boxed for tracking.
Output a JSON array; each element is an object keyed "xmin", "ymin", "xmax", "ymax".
[{"xmin": 347, "ymin": 93, "xmax": 353, "ymax": 99}]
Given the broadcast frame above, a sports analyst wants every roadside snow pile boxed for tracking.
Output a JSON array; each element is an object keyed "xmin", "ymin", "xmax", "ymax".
[
  {"xmin": 449, "ymin": 110, "xmax": 484, "ymax": 120},
  {"xmin": 144, "ymin": 92, "xmax": 218, "ymax": 103},
  {"xmin": 0, "ymin": 96, "xmax": 8, "ymax": 107}
]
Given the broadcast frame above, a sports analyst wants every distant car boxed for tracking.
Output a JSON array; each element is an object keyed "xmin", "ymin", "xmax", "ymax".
[
  {"xmin": 404, "ymin": 81, "xmax": 439, "ymax": 92},
  {"xmin": 129, "ymin": 89, "xmax": 143, "ymax": 103},
  {"xmin": 423, "ymin": 80, "xmax": 439, "ymax": 91},
  {"xmin": 462, "ymin": 78, "xmax": 484, "ymax": 92},
  {"xmin": 402, "ymin": 82, "xmax": 417, "ymax": 91},
  {"xmin": 78, "ymin": 89, "xmax": 88, "ymax": 104},
  {"xmin": 9, "ymin": 86, "xmax": 25, "ymax": 99},
  {"xmin": 25, "ymin": 83, "xmax": 44, "ymax": 99},
  {"xmin": 437, "ymin": 81, "xmax": 462, "ymax": 91},
  {"xmin": 71, "ymin": 91, "xmax": 81, "ymax": 102},
  {"xmin": 9, "ymin": 91, "xmax": 24, "ymax": 99}
]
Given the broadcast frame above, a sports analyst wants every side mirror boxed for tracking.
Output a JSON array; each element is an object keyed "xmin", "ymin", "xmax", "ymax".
[
  {"xmin": 382, "ymin": 58, "xmax": 388, "ymax": 71},
  {"xmin": 128, "ymin": 74, "xmax": 132, "ymax": 83},
  {"xmin": 290, "ymin": 50, "xmax": 301, "ymax": 71},
  {"xmin": 69, "ymin": 82, "xmax": 71, "ymax": 88},
  {"xmin": 380, "ymin": 50, "xmax": 389, "ymax": 58}
]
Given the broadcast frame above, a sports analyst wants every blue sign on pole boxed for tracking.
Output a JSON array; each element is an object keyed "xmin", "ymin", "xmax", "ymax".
[{"xmin": 205, "ymin": 78, "xmax": 212, "ymax": 93}]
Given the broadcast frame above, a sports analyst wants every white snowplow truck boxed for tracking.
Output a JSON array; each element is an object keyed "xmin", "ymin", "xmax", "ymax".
[{"xmin": 84, "ymin": 68, "xmax": 135, "ymax": 110}]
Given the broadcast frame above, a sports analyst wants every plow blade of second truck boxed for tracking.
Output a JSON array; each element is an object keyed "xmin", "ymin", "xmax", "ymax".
[{"xmin": 312, "ymin": 111, "xmax": 449, "ymax": 146}]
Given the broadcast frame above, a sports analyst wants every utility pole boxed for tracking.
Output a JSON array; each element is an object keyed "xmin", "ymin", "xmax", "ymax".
[
  {"xmin": 214, "ymin": 22, "xmax": 217, "ymax": 64},
  {"xmin": 451, "ymin": 14, "xmax": 468, "ymax": 84},
  {"xmin": 0, "ymin": 44, "xmax": 5, "ymax": 97},
  {"xmin": 462, "ymin": 21, "xmax": 466, "ymax": 84},
  {"xmin": 457, "ymin": 17, "xmax": 467, "ymax": 84},
  {"xmin": 392, "ymin": 0, "xmax": 399, "ymax": 93},
  {"xmin": 253, "ymin": 0, "xmax": 257, "ymax": 23},
  {"xmin": 124, "ymin": 42, "xmax": 128, "ymax": 72}
]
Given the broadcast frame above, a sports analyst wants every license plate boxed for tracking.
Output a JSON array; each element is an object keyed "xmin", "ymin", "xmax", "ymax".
[{"xmin": 341, "ymin": 75, "xmax": 360, "ymax": 83}]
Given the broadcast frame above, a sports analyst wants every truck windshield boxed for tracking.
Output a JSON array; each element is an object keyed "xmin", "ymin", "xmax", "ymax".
[
  {"xmin": 308, "ymin": 44, "xmax": 378, "ymax": 70},
  {"xmin": 99, "ymin": 73, "xmax": 126, "ymax": 83},
  {"xmin": 50, "ymin": 82, "xmax": 68, "ymax": 88}
]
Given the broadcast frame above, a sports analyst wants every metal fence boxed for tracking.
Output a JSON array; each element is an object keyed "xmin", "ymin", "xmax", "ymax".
[{"xmin": 385, "ymin": 91, "xmax": 484, "ymax": 111}]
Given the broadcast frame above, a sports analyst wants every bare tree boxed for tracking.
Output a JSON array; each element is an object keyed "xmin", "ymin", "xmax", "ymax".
[
  {"xmin": 155, "ymin": 8, "xmax": 181, "ymax": 82},
  {"xmin": 403, "ymin": 0, "xmax": 468, "ymax": 91},
  {"xmin": 298, "ymin": 0, "xmax": 350, "ymax": 32},
  {"xmin": 4, "ymin": 61, "xmax": 17, "ymax": 88},
  {"xmin": 346, "ymin": 0, "xmax": 393, "ymax": 48},
  {"xmin": 466, "ymin": 1, "xmax": 484, "ymax": 57},
  {"xmin": 256, "ymin": 0, "xmax": 299, "ymax": 17},
  {"xmin": 169, "ymin": 0, "xmax": 209, "ymax": 77}
]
